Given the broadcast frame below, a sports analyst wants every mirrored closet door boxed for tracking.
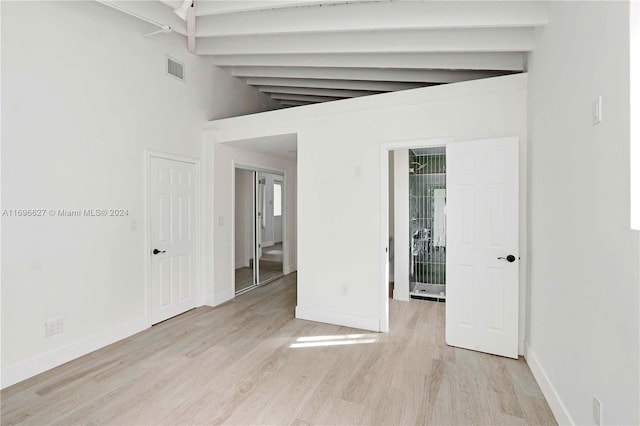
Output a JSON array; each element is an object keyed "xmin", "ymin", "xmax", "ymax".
[{"xmin": 234, "ymin": 167, "xmax": 285, "ymax": 295}]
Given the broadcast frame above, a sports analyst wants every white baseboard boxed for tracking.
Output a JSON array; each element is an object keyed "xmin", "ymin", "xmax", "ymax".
[
  {"xmin": 518, "ymin": 339, "xmax": 525, "ymax": 356},
  {"xmin": 295, "ymin": 306, "xmax": 380, "ymax": 332},
  {"xmin": 393, "ymin": 287, "xmax": 410, "ymax": 302},
  {"xmin": 210, "ymin": 288, "xmax": 234, "ymax": 307},
  {"xmin": 201, "ymin": 292, "xmax": 216, "ymax": 307},
  {"xmin": 1, "ymin": 316, "xmax": 149, "ymax": 389},
  {"xmin": 284, "ymin": 264, "xmax": 297, "ymax": 275},
  {"xmin": 524, "ymin": 343, "xmax": 574, "ymax": 425}
]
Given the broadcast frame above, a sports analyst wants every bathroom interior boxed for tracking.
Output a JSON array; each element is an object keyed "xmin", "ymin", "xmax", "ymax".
[{"xmin": 409, "ymin": 147, "xmax": 447, "ymax": 301}]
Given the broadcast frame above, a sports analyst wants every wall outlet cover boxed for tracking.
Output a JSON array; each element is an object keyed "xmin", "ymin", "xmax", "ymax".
[{"xmin": 45, "ymin": 318, "xmax": 64, "ymax": 337}]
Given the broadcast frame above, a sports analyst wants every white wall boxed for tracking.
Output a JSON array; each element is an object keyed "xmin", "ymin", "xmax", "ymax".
[
  {"xmin": 632, "ymin": 1, "xmax": 640, "ymax": 230},
  {"xmin": 205, "ymin": 74, "xmax": 528, "ymax": 336},
  {"xmin": 202, "ymin": 140, "xmax": 297, "ymax": 307},
  {"xmin": 1, "ymin": 0, "xmax": 278, "ymax": 387},
  {"xmin": 234, "ymin": 169, "xmax": 253, "ymax": 269},
  {"xmin": 388, "ymin": 151, "xmax": 394, "ymax": 283},
  {"xmin": 527, "ymin": 2, "xmax": 639, "ymax": 425}
]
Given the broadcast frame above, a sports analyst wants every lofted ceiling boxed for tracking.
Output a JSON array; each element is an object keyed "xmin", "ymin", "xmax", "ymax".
[{"xmin": 99, "ymin": 1, "xmax": 548, "ymax": 107}]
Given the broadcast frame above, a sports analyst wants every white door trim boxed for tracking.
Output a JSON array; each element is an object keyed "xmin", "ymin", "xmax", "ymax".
[
  {"xmin": 231, "ymin": 161, "xmax": 289, "ymax": 297},
  {"xmin": 144, "ymin": 149, "xmax": 201, "ymax": 325}
]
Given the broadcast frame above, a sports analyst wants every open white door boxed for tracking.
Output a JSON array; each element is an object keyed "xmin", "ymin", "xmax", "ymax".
[
  {"xmin": 149, "ymin": 156, "xmax": 197, "ymax": 324},
  {"xmin": 446, "ymin": 137, "xmax": 519, "ymax": 358}
]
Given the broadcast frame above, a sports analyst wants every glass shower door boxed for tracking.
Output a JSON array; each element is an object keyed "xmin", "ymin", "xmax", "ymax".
[{"xmin": 409, "ymin": 148, "xmax": 447, "ymax": 300}]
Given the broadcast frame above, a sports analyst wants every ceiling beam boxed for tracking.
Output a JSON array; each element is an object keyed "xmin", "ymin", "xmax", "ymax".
[
  {"xmin": 213, "ymin": 52, "xmax": 525, "ymax": 71},
  {"xmin": 236, "ymin": 67, "xmax": 509, "ymax": 83},
  {"xmin": 97, "ymin": 1, "xmax": 187, "ymax": 35},
  {"xmin": 245, "ymin": 77, "xmax": 428, "ymax": 92},
  {"xmin": 158, "ymin": 0, "xmax": 182, "ymax": 9},
  {"xmin": 258, "ymin": 86, "xmax": 380, "ymax": 98},
  {"xmin": 187, "ymin": 3, "xmax": 196, "ymax": 53},
  {"xmin": 196, "ymin": 1, "xmax": 548, "ymax": 37},
  {"xmin": 195, "ymin": 0, "xmax": 364, "ymax": 17},
  {"xmin": 270, "ymin": 93, "xmax": 342, "ymax": 103},
  {"xmin": 196, "ymin": 27, "xmax": 535, "ymax": 56},
  {"xmin": 279, "ymin": 100, "xmax": 316, "ymax": 107}
]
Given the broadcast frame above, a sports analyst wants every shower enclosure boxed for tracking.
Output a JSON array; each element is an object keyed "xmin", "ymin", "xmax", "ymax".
[{"xmin": 409, "ymin": 147, "xmax": 447, "ymax": 300}]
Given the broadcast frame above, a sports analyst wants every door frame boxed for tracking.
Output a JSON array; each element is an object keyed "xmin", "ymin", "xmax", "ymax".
[
  {"xmin": 144, "ymin": 149, "xmax": 201, "ymax": 325},
  {"xmin": 379, "ymin": 137, "xmax": 453, "ymax": 332},
  {"xmin": 379, "ymin": 136, "xmax": 527, "ymax": 355},
  {"xmin": 232, "ymin": 160, "xmax": 289, "ymax": 296}
]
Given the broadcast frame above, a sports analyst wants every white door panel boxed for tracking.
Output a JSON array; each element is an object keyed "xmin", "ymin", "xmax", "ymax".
[
  {"xmin": 446, "ymin": 137, "xmax": 519, "ymax": 359},
  {"xmin": 150, "ymin": 157, "xmax": 197, "ymax": 324}
]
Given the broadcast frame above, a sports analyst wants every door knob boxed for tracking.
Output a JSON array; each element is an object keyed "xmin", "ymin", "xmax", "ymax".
[
  {"xmin": 497, "ymin": 255, "xmax": 516, "ymax": 262},
  {"xmin": 152, "ymin": 249, "xmax": 166, "ymax": 255}
]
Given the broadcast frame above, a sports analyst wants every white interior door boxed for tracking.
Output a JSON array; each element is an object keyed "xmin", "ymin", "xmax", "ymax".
[
  {"xmin": 446, "ymin": 137, "xmax": 519, "ymax": 358},
  {"xmin": 149, "ymin": 156, "xmax": 197, "ymax": 324}
]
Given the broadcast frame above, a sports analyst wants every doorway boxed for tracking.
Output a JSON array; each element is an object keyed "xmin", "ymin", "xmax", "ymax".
[
  {"xmin": 234, "ymin": 166, "xmax": 285, "ymax": 295},
  {"xmin": 382, "ymin": 137, "xmax": 520, "ymax": 359},
  {"xmin": 409, "ymin": 147, "xmax": 447, "ymax": 301}
]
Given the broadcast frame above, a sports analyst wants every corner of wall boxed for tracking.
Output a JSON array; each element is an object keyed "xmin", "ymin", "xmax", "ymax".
[
  {"xmin": 524, "ymin": 344, "xmax": 573, "ymax": 425},
  {"xmin": 295, "ymin": 306, "xmax": 380, "ymax": 332}
]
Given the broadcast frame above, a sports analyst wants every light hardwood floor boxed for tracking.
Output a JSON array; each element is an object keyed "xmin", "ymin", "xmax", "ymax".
[
  {"xmin": 235, "ymin": 243, "xmax": 284, "ymax": 292},
  {"xmin": 234, "ymin": 260, "xmax": 283, "ymax": 293},
  {"xmin": 1, "ymin": 274, "xmax": 556, "ymax": 425}
]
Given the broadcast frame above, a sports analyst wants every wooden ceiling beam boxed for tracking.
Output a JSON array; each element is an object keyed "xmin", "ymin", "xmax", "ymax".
[
  {"xmin": 196, "ymin": 28, "xmax": 535, "ymax": 56},
  {"xmin": 196, "ymin": 1, "xmax": 547, "ymax": 37}
]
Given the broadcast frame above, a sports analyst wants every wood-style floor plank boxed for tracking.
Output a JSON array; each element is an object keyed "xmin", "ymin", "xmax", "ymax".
[{"xmin": 1, "ymin": 273, "xmax": 556, "ymax": 425}]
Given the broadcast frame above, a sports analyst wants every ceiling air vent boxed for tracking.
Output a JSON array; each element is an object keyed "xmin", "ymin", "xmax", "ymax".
[{"xmin": 166, "ymin": 56, "xmax": 184, "ymax": 82}]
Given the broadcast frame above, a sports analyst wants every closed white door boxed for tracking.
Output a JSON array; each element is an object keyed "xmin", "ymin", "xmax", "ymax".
[
  {"xmin": 149, "ymin": 156, "xmax": 197, "ymax": 324},
  {"xmin": 446, "ymin": 137, "xmax": 519, "ymax": 358}
]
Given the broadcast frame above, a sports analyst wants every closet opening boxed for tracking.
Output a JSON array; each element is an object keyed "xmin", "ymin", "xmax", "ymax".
[{"xmin": 234, "ymin": 166, "xmax": 285, "ymax": 295}]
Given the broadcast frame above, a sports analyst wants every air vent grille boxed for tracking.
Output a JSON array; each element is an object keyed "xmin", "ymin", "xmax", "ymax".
[{"xmin": 167, "ymin": 56, "xmax": 184, "ymax": 82}]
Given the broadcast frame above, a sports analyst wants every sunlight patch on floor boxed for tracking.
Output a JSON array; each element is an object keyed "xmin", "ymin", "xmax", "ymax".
[{"xmin": 289, "ymin": 334, "xmax": 377, "ymax": 348}]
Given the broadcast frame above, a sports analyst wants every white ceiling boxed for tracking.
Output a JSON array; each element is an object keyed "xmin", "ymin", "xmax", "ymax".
[{"xmin": 98, "ymin": 0, "xmax": 548, "ymax": 107}]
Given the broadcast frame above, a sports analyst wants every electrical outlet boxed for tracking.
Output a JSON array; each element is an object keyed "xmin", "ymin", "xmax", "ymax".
[
  {"xmin": 45, "ymin": 318, "xmax": 63, "ymax": 337},
  {"xmin": 593, "ymin": 395, "xmax": 602, "ymax": 425},
  {"xmin": 341, "ymin": 284, "xmax": 349, "ymax": 296}
]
